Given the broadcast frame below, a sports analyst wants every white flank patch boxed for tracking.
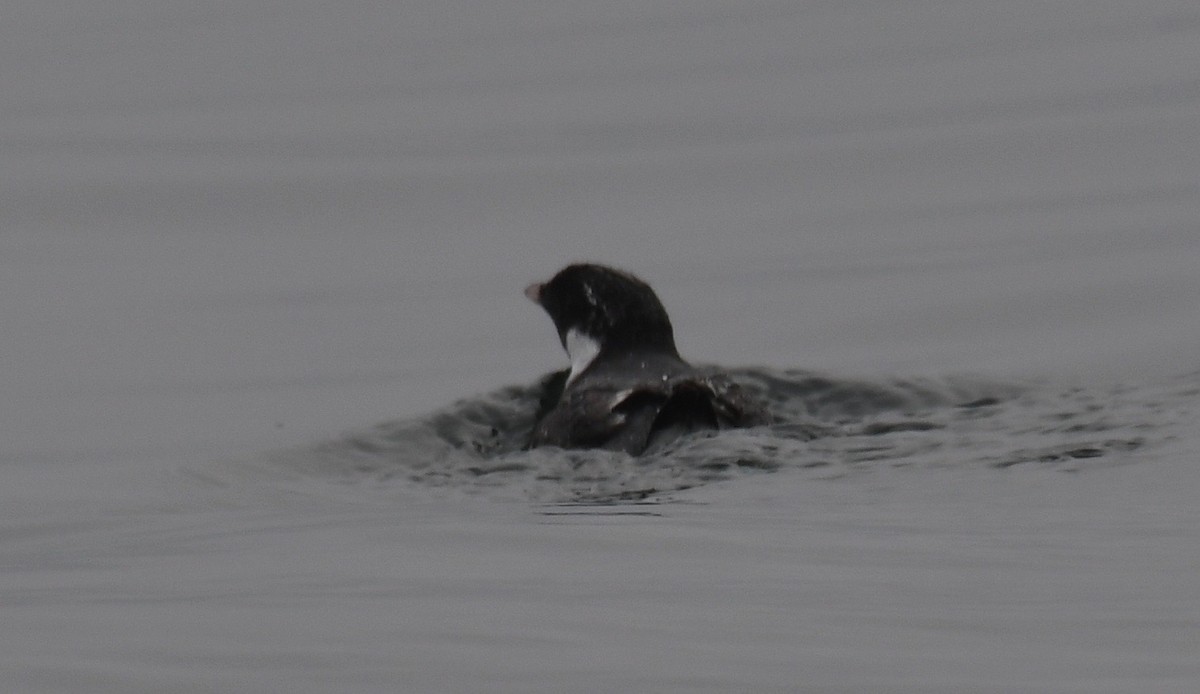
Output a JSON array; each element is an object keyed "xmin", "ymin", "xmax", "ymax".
[
  {"xmin": 608, "ymin": 388, "xmax": 634, "ymax": 410},
  {"xmin": 565, "ymin": 327, "xmax": 601, "ymax": 385}
]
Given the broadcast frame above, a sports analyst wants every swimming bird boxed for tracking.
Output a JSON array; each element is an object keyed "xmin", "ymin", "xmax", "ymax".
[{"xmin": 525, "ymin": 263, "xmax": 767, "ymax": 455}]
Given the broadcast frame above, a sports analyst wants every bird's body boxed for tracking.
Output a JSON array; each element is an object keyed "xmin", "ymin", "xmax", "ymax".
[{"xmin": 525, "ymin": 263, "xmax": 766, "ymax": 455}]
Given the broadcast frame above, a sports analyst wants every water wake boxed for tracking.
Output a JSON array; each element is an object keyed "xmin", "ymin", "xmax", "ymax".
[{"xmin": 246, "ymin": 369, "xmax": 1192, "ymax": 503}]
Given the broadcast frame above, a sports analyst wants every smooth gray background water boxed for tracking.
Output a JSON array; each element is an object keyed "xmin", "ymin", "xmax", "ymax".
[{"xmin": 3, "ymin": 2, "xmax": 1199, "ymax": 692}]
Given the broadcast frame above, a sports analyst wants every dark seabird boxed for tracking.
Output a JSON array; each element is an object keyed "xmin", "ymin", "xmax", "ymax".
[{"xmin": 525, "ymin": 263, "xmax": 768, "ymax": 455}]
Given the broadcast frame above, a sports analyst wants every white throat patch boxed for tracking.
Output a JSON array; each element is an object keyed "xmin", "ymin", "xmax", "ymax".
[{"xmin": 564, "ymin": 327, "xmax": 601, "ymax": 385}]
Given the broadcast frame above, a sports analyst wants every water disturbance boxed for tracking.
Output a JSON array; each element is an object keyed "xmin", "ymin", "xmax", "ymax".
[{"xmin": 254, "ymin": 369, "xmax": 1193, "ymax": 504}]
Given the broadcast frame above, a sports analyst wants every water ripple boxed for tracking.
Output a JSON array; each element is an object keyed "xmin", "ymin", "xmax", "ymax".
[{"xmin": 245, "ymin": 369, "xmax": 1194, "ymax": 503}]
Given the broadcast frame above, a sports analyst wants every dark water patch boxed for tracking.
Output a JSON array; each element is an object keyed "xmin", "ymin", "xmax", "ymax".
[
  {"xmin": 251, "ymin": 368, "xmax": 1193, "ymax": 503},
  {"xmin": 859, "ymin": 421, "xmax": 945, "ymax": 436},
  {"xmin": 538, "ymin": 509, "xmax": 664, "ymax": 518},
  {"xmin": 992, "ymin": 438, "xmax": 1146, "ymax": 469},
  {"xmin": 957, "ymin": 397, "xmax": 1002, "ymax": 409}
]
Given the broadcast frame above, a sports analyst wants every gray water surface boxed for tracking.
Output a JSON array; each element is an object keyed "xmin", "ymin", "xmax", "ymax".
[{"xmin": 3, "ymin": 2, "xmax": 1200, "ymax": 692}]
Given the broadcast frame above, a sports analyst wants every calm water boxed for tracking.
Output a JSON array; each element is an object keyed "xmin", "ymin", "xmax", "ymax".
[{"xmin": 3, "ymin": 2, "xmax": 1200, "ymax": 692}]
